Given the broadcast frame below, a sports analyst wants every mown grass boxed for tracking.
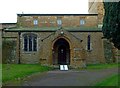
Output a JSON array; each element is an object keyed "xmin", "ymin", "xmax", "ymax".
[
  {"xmin": 94, "ymin": 74, "xmax": 119, "ymax": 86},
  {"xmin": 2, "ymin": 63, "xmax": 119, "ymax": 85},
  {"xmin": 0, "ymin": 64, "xmax": 1, "ymax": 69},
  {"xmin": 0, "ymin": 64, "xmax": 1, "ymax": 77},
  {"xmin": 86, "ymin": 63, "xmax": 119, "ymax": 70},
  {"xmin": 2, "ymin": 64, "xmax": 53, "ymax": 83}
]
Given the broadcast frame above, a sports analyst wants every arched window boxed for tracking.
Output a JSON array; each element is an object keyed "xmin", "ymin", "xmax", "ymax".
[{"xmin": 23, "ymin": 34, "xmax": 37, "ymax": 52}]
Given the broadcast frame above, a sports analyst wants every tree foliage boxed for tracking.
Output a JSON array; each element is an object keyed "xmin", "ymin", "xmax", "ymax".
[{"xmin": 102, "ymin": 2, "xmax": 120, "ymax": 49}]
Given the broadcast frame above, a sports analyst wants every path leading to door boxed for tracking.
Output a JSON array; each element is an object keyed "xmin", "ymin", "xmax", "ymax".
[{"xmin": 21, "ymin": 68, "xmax": 118, "ymax": 86}]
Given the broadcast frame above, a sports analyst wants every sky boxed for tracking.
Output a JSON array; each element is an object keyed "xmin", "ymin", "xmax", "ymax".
[{"xmin": 0, "ymin": 0, "xmax": 88, "ymax": 23}]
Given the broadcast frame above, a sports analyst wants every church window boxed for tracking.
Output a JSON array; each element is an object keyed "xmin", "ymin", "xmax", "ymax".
[
  {"xmin": 33, "ymin": 19, "xmax": 38, "ymax": 25},
  {"xmin": 57, "ymin": 18, "xmax": 62, "ymax": 27},
  {"xmin": 87, "ymin": 34, "xmax": 92, "ymax": 51},
  {"xmin": 33, "ymin": 36, "xmax": 37, "ymax": 51},
  {"xmin": 29, "ymin": 35, "xmax": 33, "ymax": 51},
  {"xmin": 23, "ymin": 34, "xmax": 37, "ymax": 52},
  {"xmin": 87, "ymin": 35, "xmax": 91, "ymax": 50},
  {"xmin": 24, "ymin": 35, "xmax": 28, "ymax": 51},
  {"xmin": 80, "ymin": 19, "xmax": 85, "ymax": 25}
]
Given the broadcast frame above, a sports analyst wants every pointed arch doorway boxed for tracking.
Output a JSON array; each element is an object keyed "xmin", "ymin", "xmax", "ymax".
[{"xmin": 53, "ymin": 38, "xmax": 70, "ymax": 65}]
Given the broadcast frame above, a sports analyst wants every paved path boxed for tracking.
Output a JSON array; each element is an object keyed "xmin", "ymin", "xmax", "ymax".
[{"xmin": 21, "ymin": 68, "xmax": 118, "ymax": 86}]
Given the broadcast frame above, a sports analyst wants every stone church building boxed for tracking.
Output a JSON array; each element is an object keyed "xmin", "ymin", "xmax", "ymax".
[
  {"xmin": 2, "ymin": 14, "xmax": 105, "ymax": 66},
  {"xmin": 2, "ymin": 1, "xmax": 111, "ymax": 68}
]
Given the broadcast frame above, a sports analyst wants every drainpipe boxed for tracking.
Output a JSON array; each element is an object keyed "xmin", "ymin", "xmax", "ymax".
[{"xmin": 18, "ymin": 31, "xmax": 21, "ymax": 64}]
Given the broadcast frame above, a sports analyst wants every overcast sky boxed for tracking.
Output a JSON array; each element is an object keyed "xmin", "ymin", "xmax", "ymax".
[{"xmin": 0, "ymin": 0, "xmax": 88, "ymax": 23}]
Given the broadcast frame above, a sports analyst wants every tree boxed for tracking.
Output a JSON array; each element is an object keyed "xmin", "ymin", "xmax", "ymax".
[{"xmin": 102, "ymin": 2, "xmax": 120, "ymax": 49}]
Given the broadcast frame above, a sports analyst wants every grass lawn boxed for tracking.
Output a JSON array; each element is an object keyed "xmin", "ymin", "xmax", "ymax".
[
  {"xmin": 2, "ymin": 64, "xmax": 53, "ymax": 83},
  {"xmin": 0, "ymin": 63, "xmax": 1, "ymax": 79},
  {"xmin": 86, "ymin": 63, "xmax": 119, "ymax": 70},
  {"xmin": 87, "ymin": 63, "xmax": 119, "ymax": 87},
  {"xmin": 2, "ymin": 63, "xmax": 119, "ymax": 85},
  {"xmin": 0, "ymin": 64, "xmax": 1, "ymax": 69},
  {"xmin": 94, "ymin": 74, "xmax": 119, "ymax": 86}
]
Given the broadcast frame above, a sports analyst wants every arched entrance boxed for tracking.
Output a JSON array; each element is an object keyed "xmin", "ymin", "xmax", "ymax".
[{"xmin": 53, "ymin": 38, "xmax": 70, "ymax": 65}]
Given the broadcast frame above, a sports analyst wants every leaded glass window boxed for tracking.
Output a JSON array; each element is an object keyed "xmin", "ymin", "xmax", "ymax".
[{"xmin": 23, "ymin": 34, "xmax": 37, "ymax": 52}]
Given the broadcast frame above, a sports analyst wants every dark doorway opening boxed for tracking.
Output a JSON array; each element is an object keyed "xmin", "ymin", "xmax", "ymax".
[
  {"xmin": 58, "ymin": 45, "xmax": 66, "ymax": 64},
  {"xmin": 53, "ymin": 38, "xmax": 70, "ymax": 65}
]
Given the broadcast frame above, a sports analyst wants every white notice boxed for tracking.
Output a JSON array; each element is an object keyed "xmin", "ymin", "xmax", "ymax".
[
  {"xmin": 60, "ymin": 65, "xmax": 68, "ymax": 71},
  {"xmin": 64, "ymin": 65, "xmax": 68, "ymax": 70},
  {"xmin": 60, "ymin": 65, "xmax": 64, "ymax": 70}
]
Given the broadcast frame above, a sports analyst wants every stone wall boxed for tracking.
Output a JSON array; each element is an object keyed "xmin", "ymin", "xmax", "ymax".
[
  {"xmin": 89, "ymin": 2, "xmax": 98, "ymax": 14},
  {"xmin": 2, "ymin": 38, "xmax": 17, "ymax": 63},
  {"xmin": 88, "ymin": 0, "xmax": 104, "ymax": 26},
  {"xmin": 103, "ymin": 39, "xmax": 120, "ymax": 63},
  {"xmin": 2, "ymin": 30, "xmax": 105, "ymax": 67},
  {"xmin": 97, "ymin": 2, "xmax": 104, "ymax": 24},
  {"xmin": 2, "ymin": 32, "xmax": 18, "ymax": 63},
  {"xmin": 103, "ymin": 39, "xmax": 114, "ymax": 63},
  {"xmin": 1, "ymin": 23, "xmax": 16, "ymax": 29},
  {"xmin": 17, "ymin": 15, "xmax": 98, "ymax": 28},
  {"xmin": 71, "ymin": 32, "xmax": 105, "ymax": 64},
  {"xmin": 110, "ymin": 43, "xmax": 120, "ymax": 63},
  {"xmin": 19, "ymin": 31, "xmax": 105, "ymax": 66},
  {"xmin": 117, "ymin": 50, "xmax": 120, "ymax": 63},
  {"xmin": 89, "ymin": 0, "xmax": 119, "ymax": 63}
]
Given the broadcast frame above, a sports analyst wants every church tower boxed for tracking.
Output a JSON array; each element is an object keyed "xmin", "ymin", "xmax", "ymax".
[{"xmin": 88, "ymin": 0, "xmax": 104, "ymax": 28}]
